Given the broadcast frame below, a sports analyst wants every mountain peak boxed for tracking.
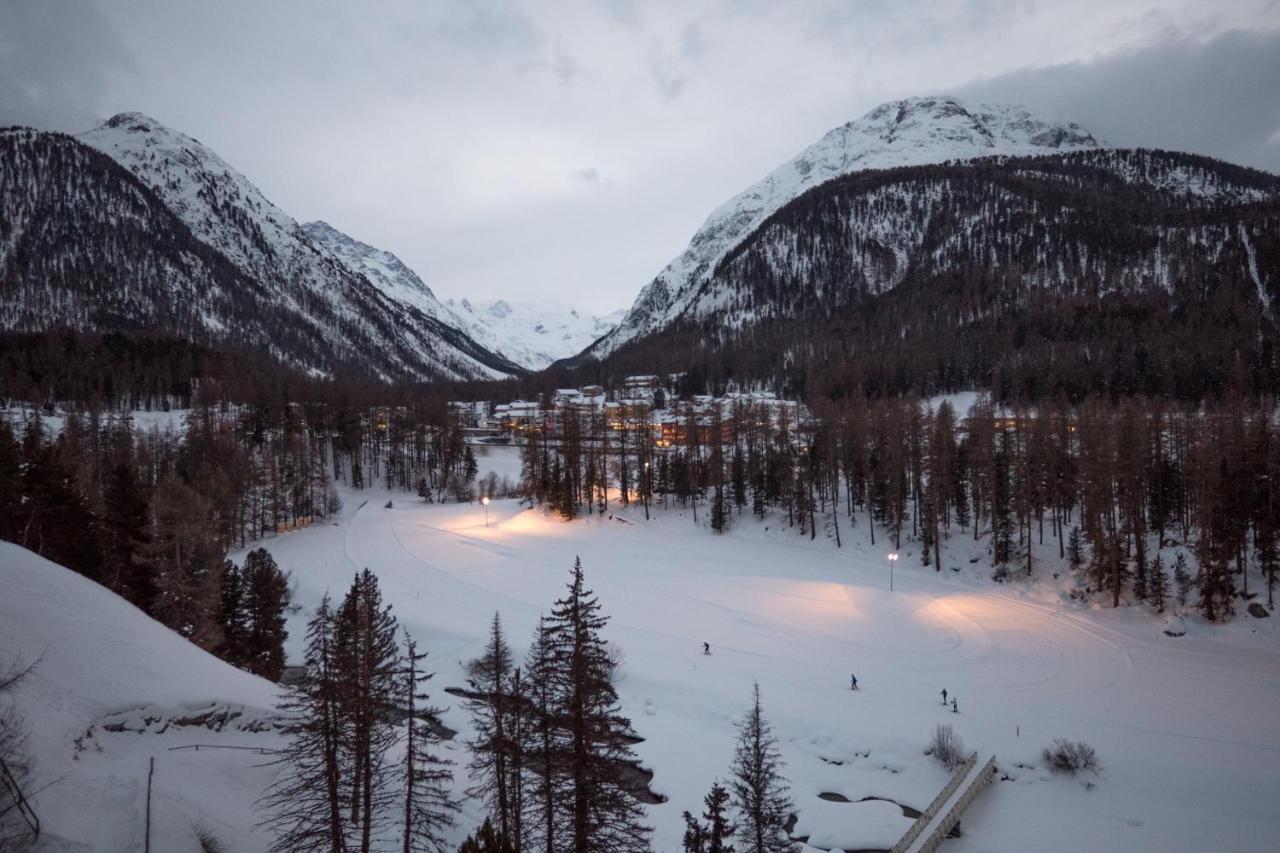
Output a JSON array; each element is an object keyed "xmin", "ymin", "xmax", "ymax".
[
  {"xmin": 589, "ymin": 95, "xmax": 1102, "ymax": 357},
  {"xmin": 101, "ymin": 111, "xmax": 166, "ymax": 132}
]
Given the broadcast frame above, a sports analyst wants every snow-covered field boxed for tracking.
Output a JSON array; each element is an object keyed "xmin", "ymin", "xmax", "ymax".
[{"xmin": 5, "ymin": 444, "xmax": 1280, "ymax": 852}]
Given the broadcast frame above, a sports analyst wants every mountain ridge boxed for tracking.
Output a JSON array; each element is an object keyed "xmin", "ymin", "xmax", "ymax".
[
  {"xmin": 586, "ymin": 95, "xmax": 1103, "ymax": 358},
  {"xmin": 68, "ymin": 112, "xmax": 520, "ymax": 381}
]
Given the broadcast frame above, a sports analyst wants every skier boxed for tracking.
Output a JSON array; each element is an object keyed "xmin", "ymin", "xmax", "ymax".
[
  {"xmin": 703, "ymin": 641, "xmax": 711, "ymax": 655},
  {"xmin": 385, "ymin": 499, "xmax": 393, "ymax": 509},
  {"xmin": 850, "ymin": 674, "xmax": 858, "ymax": 690},
  {"xmin": 941, "ymin": 688, "xmax": 948, "ymax": 705},
  {"xmin": 951, "ymin": 697, "xmax": 958, "ymax": 713}
]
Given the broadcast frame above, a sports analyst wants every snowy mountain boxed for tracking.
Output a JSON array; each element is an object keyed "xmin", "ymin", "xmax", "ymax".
[
  {"xmin": 446, "ymin": 297, "xmax": 625, "ymax": 371},
  {"xmin": 301, "ymin": 220, "xmax": 621, "ymax": 371},
  {"xmin": 301, "ymin": 219, "xmax": 456, "ymax": 326},
  {"xmin": 576, "ymin": 145, "xmax": 1278, "ymax": 396},
  {"xmin": 62, "ymin": 113, "xmax": 519, "ymax": 381},
  {"xmin": 586, "ymin": 96, "xmax": 1102, "ymax": 357}
]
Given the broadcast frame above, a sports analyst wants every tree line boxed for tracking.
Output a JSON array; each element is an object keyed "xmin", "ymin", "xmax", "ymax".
[
  {"xmin": 522, "ymin": 393, "xmax": 1280, "ymax": 622},
  {"xmin": 0, "ymin": 394, "xmax": 480, "ymax": 676}
]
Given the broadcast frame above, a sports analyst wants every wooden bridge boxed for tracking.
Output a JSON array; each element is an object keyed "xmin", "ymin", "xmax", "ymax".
[{"xmin": 891, "ymin": 752, "xmax": 996, "ymax": 853}]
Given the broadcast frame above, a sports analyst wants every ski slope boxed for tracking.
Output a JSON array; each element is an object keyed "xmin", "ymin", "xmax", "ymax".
[{"xmin": 246, "ymin": 448, "xmax": 1280, "ymax": 853}]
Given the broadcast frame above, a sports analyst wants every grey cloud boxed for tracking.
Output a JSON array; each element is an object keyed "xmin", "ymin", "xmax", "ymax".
[
  {"xmin": 0, "ymin": 0, "xmax": 135, "ymax": 131},
  {"xmin": 952, "ymin": 29, "xmax": 1280, "ymax": 173},
  {"xmin": 570, "ymin": 167, "xmax": 602, "ymax": 184}
]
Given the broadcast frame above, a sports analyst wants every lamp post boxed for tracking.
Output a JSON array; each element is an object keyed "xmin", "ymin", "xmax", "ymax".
[
  {"xmin": 887, "ymin": 552, "xmax": 899, "ymax": 591},
  {"xmin": 482, "ymin": 496, "xmax": 490, "ymax": 527}
]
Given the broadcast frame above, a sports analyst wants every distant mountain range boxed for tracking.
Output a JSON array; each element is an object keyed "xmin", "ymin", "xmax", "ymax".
[
  {"xmin": 302, "ymin": 220, "xmax": 622, "ymax": 371},
  {"xmin": 3, "ymin": 97, "xmax": 1276, "ymax": 398}
]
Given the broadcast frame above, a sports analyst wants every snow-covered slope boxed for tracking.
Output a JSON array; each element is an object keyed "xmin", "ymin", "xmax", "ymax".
[
  {"xmin": 588, "ymin": 96, "xmax": 1101, "ymax": 357},
  {"xmin": 77, "ymin": 113, "xmax": 519, "ymax": 381},
  {"xmin": 446, "ymin": 298, "xmax": 625, "ymax": 370},
  {"xmin": 0, "ymin": 542, "xmax": 281, "ymax": 851}
]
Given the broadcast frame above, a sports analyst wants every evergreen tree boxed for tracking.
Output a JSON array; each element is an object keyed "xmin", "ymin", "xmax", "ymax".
[
  {"xmin": 241, "ymin": 548, "xmax": 291, "ymax": 681},
  {"xmin": 18, "ymin": 424, "xmax": 103, "ymax": 583},
  {"xmin": 100, "ymin": 460, "xmax": 151, "ymax": 607},
  {"xmin": 523, "ymin": 618, "xmax": 563, "ymax": 853},
  {"xmin": 546, "ymin": 558, "xmax": 652, "ymax": 853},
  {"xmin": 729, "ymin": 684, "xmax": 797, "ymax": 853},
  {"xmin": 505, "ymin": 668, "xmax": 528, "ymax": 853},
  {"xmin": 401, "ymin": 633, "xmax": 457, "ymax": 853},
  {"xmin": 1149, "ymin": 555, "xmax": 1169, "ymax": 613},
  {"xmin": 1174, "ymin": 552, "xmax": 1193, "ymax": 607},
  {"xmin": 141, "ymin": 475, "xmax": 225, "ymax": 650},
  {"xmin": 1132, "ymin": 557, "xmax": 1148, "ymax": 602},
  {"xmin": 703, "ymin": 782, "xmax": 735, "ymax": 853},
  {"xmin": 0, "ymin": 421, "xmax": 20, "ymax": 544},
  {"xmin": 257, "ymin": 595, "xmax": 348, "ymax": 853},
  {"xmin": 1066, "ymin": 526, "xmax": 1084, "ymax": 573},
  {"xmin": 711, "ymin": 482, "xmax": 729, "ymax": 534},
  {"xmin": 220, "ymin": 559, "xmax": 249, "ymax": 666},
  {"xmin": 457, "ymin": 818, "xmax": 515, "ymax": 853},
  {"xmin": 335, "ymin": 570, "xmax": 402, "ymax": 852},
  {"xmin": 682, "ymin": 811, "xmax": 707, "ymax": 853},
  {"xmin": 684, "ymin": 783, "xmax": 735, "ymax": 853},
  {"xmin": 465, "ymin": 613, "xmax": 516, "ymax": 841}
]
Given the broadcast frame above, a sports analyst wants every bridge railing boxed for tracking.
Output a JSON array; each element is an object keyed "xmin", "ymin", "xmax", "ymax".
[
  {"xmin": 891, "ymin": 751, "xmax": 978, "ymax": 853},
  {"xmin": 914, "ymin": 754, "xmax": 997, "ymax": 853}
]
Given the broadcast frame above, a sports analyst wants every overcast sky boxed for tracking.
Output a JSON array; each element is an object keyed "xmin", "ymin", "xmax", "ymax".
[{"xmin": 3, "ymin": 1, "xmax": 1278, "ymax": 314}]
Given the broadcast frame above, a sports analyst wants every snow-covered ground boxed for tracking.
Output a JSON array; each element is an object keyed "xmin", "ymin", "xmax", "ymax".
[{"xmin": 6, "ymin": 444, "xmax": 1280, "ymax": 851}]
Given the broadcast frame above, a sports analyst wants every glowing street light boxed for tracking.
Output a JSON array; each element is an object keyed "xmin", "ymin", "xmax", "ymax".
[
  {"xmin": 887, "ymin": 552, "xmax": 899, "ymax": 591},
  {"xmin": 482, "ymin": 496, "xmax": 491, "ymax": 527}
]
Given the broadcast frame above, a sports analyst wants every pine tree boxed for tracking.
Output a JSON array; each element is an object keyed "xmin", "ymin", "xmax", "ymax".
[
  {"xmin": 335, "ymin": 570, "xmax": 402, "ymax": 852},
  {"xmin": 220, "ymin": 559, "xmax": 249, "ymax": 666},
  {"xmin": 702, "ymin": 782, "xmax": 735, "ymax": 853},
  {"xmin": 241, "ymin": 548, "xmax": 291, "ymax": 681},
  {"xmin": 523, "ymin": 618, "xmax": 563, "ymax": 853},
  {"xmin": 505, "ymin": 668, "xmax": 527, "ymax": 853},
  {"xmin": 0, "ymin": 420, "xmax": 20, "ymax": 544},
  {"xmin": 729, "ymin": 684, "xmax": 797, "ymax": 853},
  {"xmin": 682, "ymin": 811, "xmax": 707, "ymax": 853},
  {"xmin": 465, "ymin": 613, "xmax": 516, "ymax": 840},
  {"xmin": 1149, "ymin": 555, "xmax": 1169, "ymax": 613},
  {"xmin": 141, "ymin": 475, "xmax": 225, "ymax": 650},
  {"xmin": 457, "ymin": 818, "xmax": 515, "ymax": 853},
  {"xmin": 546, "ymin": 558, "xmax": 652, "ymax": 853},
  {"xmin": 1067, "ymin": 526, "xmax": 1084, "ymax": 573},
  {"xmin": 711, "ymin": 482, "xmax": 729, "ymax": 534},
  {"xmin": 684, "ymin": 783, "xmax": 736, "ymax": 853},
  {"xmin": 1174, "ymin": 552, "xmax": 1193, "ymax": 607},
  {"xmin": 401, "ymin": 633, "xmax": 457, "ymax": 853},
  {"xmin": 1132, "ymin": 557, "xmax": 1148, "ymax": 602},
  {"xmin": 257, "ymin": 595, "xmax": 348, "ymax": 853},
  {"xmin": 100, "ymin": 459, "xmax": 151, "ymax": 608}
]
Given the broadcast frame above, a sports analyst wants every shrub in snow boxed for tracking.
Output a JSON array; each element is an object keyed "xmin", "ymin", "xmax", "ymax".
[
  {"xmin": 1042, "ymin": 739, "xmax": 1100, "ymax": 775},
  {"xmin": 928, "ymin": 723, "xmax": 965, "ymax": 770}
]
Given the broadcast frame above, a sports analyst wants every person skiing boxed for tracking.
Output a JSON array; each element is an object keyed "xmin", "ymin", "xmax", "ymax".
[
  {"xmin": 703, "ymin": 641, "xmax": 711, "ymax": 655},
  {"xmin": 850, "ymin": 674, "xmax": 858, "ymax": 690},
  {"xmin": 941, "ymin": 688, "xmax": 948, "ymax": 705},
  {"xmin": 951, "ymin": 697, "xmax": 958, "ymax": 713}
]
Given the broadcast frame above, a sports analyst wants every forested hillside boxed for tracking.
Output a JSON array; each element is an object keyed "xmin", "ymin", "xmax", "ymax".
[{"xmin": 571, "ymin": 149, "xmax": 1280, "ymax": 401}]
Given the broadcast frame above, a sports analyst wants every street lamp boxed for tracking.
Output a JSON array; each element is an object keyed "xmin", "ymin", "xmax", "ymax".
[
  {"xmin": 482, "ymin": 496, "xmax": 490, "ymax": 527},
  {"xmin": 887, "ymin": 552, "xmax": 899, "ymax": 591}
]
